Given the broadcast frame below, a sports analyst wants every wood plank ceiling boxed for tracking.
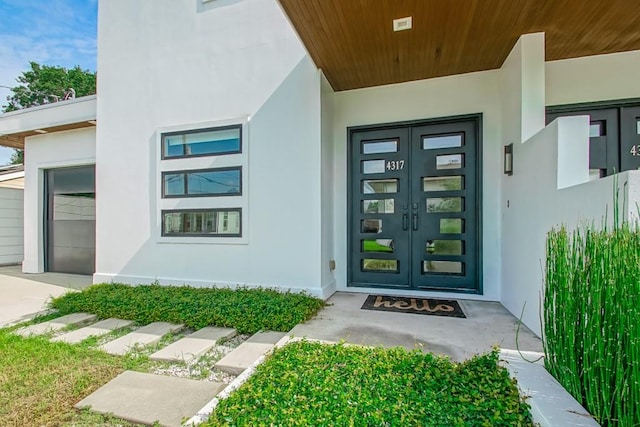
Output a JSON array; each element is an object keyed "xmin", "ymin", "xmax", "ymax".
[{"xmin": 279, "ymin": 0, "xmax": 640, "ymax": 91}]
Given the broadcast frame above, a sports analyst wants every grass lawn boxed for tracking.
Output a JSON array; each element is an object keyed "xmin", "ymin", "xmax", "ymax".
[
  {"xmin": 0, "ymin": 323, "xmax": 146, "ymax": 426},
  {"xmin": 3, "ymin": 286, "xmax": 531, "ymax": 426},
  {"xmin": 205, "ymin": 341, "xmax": 533, "ymax": 427},
  {"xmin": 1, "ymin": 285, "xmax": 324, "ymax": 425},
  {"xmin": 51, "ymin": 284, "xmax": 325, "ymax": 334}
]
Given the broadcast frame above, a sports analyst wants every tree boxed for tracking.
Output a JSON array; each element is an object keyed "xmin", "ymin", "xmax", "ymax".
[
  {"xmin": 9, "ymin": 150, "xmax": 23, "ymax": 165},
  {"xmin": 2, "ymin": 62, "xmax": 96, "ymax": 113},
  {"xmin": 2, "ymin": 62, "xmax": 97, "ymax": 165}
]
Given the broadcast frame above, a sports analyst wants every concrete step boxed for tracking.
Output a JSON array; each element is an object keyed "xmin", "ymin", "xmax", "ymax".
[
  {"xmin": 214, "ymin": 331, "xmax": 287, "ymax": 375},
  {"xmin": 75, "ymin": 370, "xmax": 225, "ymax": 427},
  {"xmin": 51, "ymin": 318, "xmax": 134, "ymax": 344},
  {"xmin": 14, "ymin": 313, "xmax": 97, "ymax": 337},
  {"xmin": 150, "ymin": 326, "xmax": 237, "ymax": 363},
  {"xmin": 100, "ymin": 322, "xmax": 184, "ymax": 356}
]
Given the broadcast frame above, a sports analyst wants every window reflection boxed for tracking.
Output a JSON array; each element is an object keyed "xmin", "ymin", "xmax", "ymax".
[
  {"xmin": 362, "ymin": 160, "xmax": 386, "ymax": 174},
  {"xmin": 363, "ymin": 199, "xmax": 395, "ymax": 214},
  {"xmin": 362, "ymin": 179, "xmax": 398, "ymax": 194},
  {"xmin": 362, "ymin": 259, "xmax": 398, "ymax": 272},
  {"xmin": 426, "ymin": 197, "xmax": 463, "ymax": 213},
  {"xmin": 436, "ymin": 154, "xmax": 463, "ymax": 170},
  {"xmin": 363, "ymin": 140, "xmax": 398, "ymax": 154},
  {"xmin": 162, "ymin": 209, "xmax": 241, "ymax": 236},
  {"xmin": 163, "ymin": 126, "xmax": 241, "ymax": 158},
  {"xmin": 423, "ymin": 261, "xmax": 463, "ymax": 274},
  {"xmin": 423, "ymin": 176, "xmax": 463, "ymax": 192},
  {"xmin": 163, "ymin": 168, "xmax": 241, "ymax": 197},
  {"xmin": 423, "ymin": 134, "xmax": 462, "ymax": 150}
]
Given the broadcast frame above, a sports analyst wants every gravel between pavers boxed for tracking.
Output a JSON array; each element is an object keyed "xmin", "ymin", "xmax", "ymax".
[
  {"xmin": 47, "ymin": 318, "xmax": 251, "ymax": 383},
  {"xmin": 150, "ymin": 334, "xmax": 250, "ymax": 383}
]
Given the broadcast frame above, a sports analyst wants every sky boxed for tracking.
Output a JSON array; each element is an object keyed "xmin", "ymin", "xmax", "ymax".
[{"xmin": 0, "ymin": 0, "xmax": 97, "ymax": 165}]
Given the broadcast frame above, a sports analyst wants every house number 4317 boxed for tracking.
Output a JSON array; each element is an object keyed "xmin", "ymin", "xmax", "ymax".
[{"xmin": 386, "ymin": 160, "xmax": 405, "ymax": 170}]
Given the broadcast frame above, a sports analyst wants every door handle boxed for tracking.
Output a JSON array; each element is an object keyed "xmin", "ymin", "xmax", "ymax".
[
  {"xmin": 402, "ymin": 213, "xmax": 408, "ymax": 230},
  {"xmin": 412, "ymin": 213, "xmax": 418, "ymax": 230}
]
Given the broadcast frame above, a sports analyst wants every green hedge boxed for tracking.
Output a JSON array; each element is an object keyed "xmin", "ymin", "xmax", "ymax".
[
  {"xmin": 50, "ymin": 284, "xmax": 325, "ymax": 334},
  {"xmin": 206, "ymin": 342, "xmax": 532, "ymax": 426},
  {"xmin": 544, "ymin": 223, "xmax": 640, "ymax": 426}
]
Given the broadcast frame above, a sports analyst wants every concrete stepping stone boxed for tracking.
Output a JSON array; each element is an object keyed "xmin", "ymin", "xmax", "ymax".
[
  {"xmin": 100, "ymin": 322, "xmax": 184, "ymax": 355},
  {"xmin": 150, "ymin": 326, "xmax": 237, "ymax": 363},
  {"xmin": 51, "ymin": 318, "xmax": 134, "ymax": 344},
  {"xmin": 14, "ymin": 313, "xmax": 97, "ymax": 337},
  {"xmin": 215, "ymin": 331, "xmax": 287, "ymax": 375},
  {"xmin": 75, "ymin": 370, "xmax": 225, "ymax": 427}
]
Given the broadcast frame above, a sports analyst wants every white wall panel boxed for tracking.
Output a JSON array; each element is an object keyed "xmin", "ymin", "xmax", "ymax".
[
  {"xmin": 23, "ymin": 127, "xmax": 96, "ymax": 273},
  {"xmin": 95, "ymin": 0, "xmax": 325, "ymax": 295},
  {"xmin": 0, "ymin": 187, "xmax": 24, "ymax": 265},
  {"xmin": 332, "ymin": 68, "xmax": 503, "ymax": 301}
]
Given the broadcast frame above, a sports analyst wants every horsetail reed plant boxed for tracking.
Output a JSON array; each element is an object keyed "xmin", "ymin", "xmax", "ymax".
[{"xmin": 543, "ymin": 192, "xmax": 640, "ymax": 426}]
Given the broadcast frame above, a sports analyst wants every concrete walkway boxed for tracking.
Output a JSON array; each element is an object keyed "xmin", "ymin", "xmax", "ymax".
[
  {"xmin": 150, "ymin": 326, "xmax": 237, "ymax": 363},
  {"xmin": 0, "ymin": 265, "xmax": 92, "ymax": 290},
  {"xmin": 15, "ymin": 313, "xmax": 97, "ymax": 336},
  {"xmin": 289, "ymin": 292, "xmax": 543, "ymax": 361},
  {"xmin": 76, "ymin": 371, "xmax": 226, "ymax": 427},
  {"xmin": 215, "ymin": 331, "xmax": 286, "ymax": 375},
  {"xmin": 52, "ymin": 318, "xmax": 134, "ymax": 344},
  {"xmin": 0, "ymin": 270, "xmax": 76, "ymax": 327},
  {"xmin": 100, "ymin": 322, "xmax": 185, "ymax": 355}
]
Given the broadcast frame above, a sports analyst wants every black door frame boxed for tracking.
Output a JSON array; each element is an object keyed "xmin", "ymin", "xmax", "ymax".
[{"xmin": 347, "ymin": 114, "xmax": 483, "ymax": 295}]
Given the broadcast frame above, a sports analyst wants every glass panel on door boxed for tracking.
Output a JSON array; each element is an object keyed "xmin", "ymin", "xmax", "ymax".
[
  {"xmin": 350, "ymin": 119, "xmax": 479, "ymax": 293},
  {"xmin": 350, "ymin": 130, "xmax": 411, "ymax": 287},
  {"xmin": 410, "ymin": 120, "xmax": 478, "ymax": 291}
]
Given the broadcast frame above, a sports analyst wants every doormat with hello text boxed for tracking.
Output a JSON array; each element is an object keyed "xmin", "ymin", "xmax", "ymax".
[{"xmin": 361, "ymin": 294, "xmax": 466, "ymax": 318}]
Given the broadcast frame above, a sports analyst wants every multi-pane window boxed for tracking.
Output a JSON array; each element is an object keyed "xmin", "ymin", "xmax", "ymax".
[
  {"xmin": 160, "ymin": 124, "xmax": 244, "ymax": 238},
  {"xmin": 162, "ymin": 209, "xmax": 241, "ymax": 237}
]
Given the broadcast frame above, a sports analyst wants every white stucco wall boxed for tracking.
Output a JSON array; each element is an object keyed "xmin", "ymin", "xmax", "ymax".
[
  {"xmin": 0, "ymin": 187, "xmax": 24, "ymax": 265},
  {"xmin": 501, "ymin": 117, "xmax": 640, "ymax": 336},
  {"xmin": 329, "ymin": 38, "xmax": 640, "ymax": 334},
  {"xmin": 500, "ymin": 33, "xmax": 546, "ymax": 146},
  {"xmin": 501, "ymin": 47, "xmax": 640, "ymax": 336},
  {"xmin": 332, "ymin": 68, "xmax": 503, "ymax": 301},
  {"xmin": 320, "ymin": 74, "xmax": 336, "ymax": 294},
  {"xmin": 95, "ymin": 0, "xmax": 327, "ymax": 295},
  {"xmin": 23, "ymin": 127, "xmax": 96, "ymax": 273},
  {"xmin": 547, "ymin": 50, "xmax": 640, "ymax": 106}
]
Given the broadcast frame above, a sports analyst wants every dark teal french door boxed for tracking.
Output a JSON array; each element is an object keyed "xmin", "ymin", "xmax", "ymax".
[{"xmin": 349, "ymin": 117, "xmax": 481, "ymax": 293}]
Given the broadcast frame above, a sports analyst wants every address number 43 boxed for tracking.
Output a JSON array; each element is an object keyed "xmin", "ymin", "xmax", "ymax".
[{"xmin": 631, "ymin": 145, "xmax": 640, "ymax": 156}]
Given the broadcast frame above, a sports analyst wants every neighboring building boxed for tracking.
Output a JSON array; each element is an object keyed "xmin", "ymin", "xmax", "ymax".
[
  {"xmin": 0, "ymin": 164, "xmax": 24, "ymax": 265},
  {"xmin": 1, "ymin": 0, "xmax": 639, "ymax": 335},
  {"xmin": 0, "ymin": 164, "xmax": 25, "ymax": 189}
]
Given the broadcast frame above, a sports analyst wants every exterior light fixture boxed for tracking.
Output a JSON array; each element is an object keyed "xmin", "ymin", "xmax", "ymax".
[
  {"xmin": 33, "ymin": 129, "xmax": 48, "ymax": 134},
  {"xmin": 504, "ymin": 144, "xmax": 513, "ymax": 176}
]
